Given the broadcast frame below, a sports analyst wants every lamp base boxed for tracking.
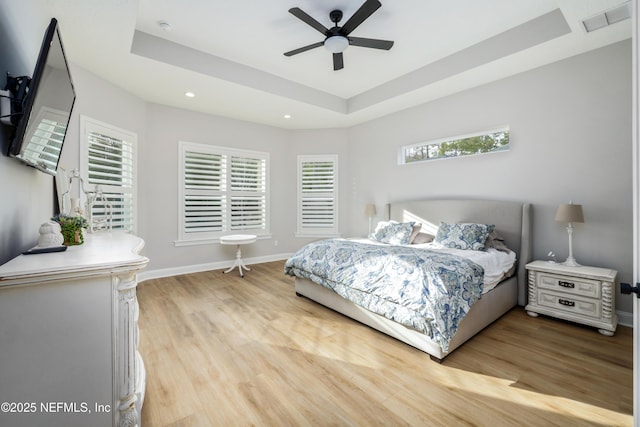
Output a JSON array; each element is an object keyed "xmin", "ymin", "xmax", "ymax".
[
  {"xmin": 562, "ymin": 256, "xmax": 581, "ymax": 267},
  {"xmin": 563, "ymin": 223, "xmax": 581, "ymax": 267}
]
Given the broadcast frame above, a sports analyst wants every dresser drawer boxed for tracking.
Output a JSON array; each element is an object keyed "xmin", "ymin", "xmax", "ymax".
[
  {"xmin": 536, "ymin": 272, "xmax": 601, "ymax": 299},
  {"xmin": 537, "ymin": 290, "xmax": 601, "ymax": 319}
]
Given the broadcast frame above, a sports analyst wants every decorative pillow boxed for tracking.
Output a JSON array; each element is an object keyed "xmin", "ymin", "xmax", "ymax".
[
  {"xmin": 434, "ymin": 222, "xmax": 495, "ymax": 251},
  {"xmin": 409, "ymin": 223, "xmax": 422, "ymax": 244},
  {"xmin": 412, "ymin": 232, "xmax": 435, "ymax": 244},
  {"xmin": 485, "ymin": 230, "xmax": 511, "ymax": 253},
  {"xmin": 370, "ymin": 221, "xmax": 416, "ymax": 245}
]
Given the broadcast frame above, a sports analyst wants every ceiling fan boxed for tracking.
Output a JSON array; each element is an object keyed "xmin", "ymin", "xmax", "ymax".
[{"xmin": 284, "ymin": 0, "xmax": 394, "ymax": 71}]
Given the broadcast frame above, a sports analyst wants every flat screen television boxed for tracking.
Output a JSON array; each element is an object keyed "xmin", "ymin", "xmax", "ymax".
[{"xmin": 7, "ymin": 18, "xmax": 75, "ymax": 176}]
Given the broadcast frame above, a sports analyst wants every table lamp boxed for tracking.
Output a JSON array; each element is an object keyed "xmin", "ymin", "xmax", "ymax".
[
  {"xmin": 555, "ymin": 202, "xmax": 584, "ymax": 267},
  {"xmin": 365, "ymin": 203, "xmax": 377, "ymax": 236}
]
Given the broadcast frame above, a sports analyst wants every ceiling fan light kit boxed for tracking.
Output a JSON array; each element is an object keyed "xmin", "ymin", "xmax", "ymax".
[
  {"xmin": 324, "ymin": 36, "xmax": 349, "ymax": 53},
  {"xmin": 284, "ymin": 0, "xmax": 394, "ymax": 70}
]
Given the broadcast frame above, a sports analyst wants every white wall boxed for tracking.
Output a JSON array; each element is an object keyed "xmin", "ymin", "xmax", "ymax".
[
  {"xmin": 287, "ymin": 128, "xmax": 350, "ymax": 236},
  {"xmin": 59, "ymin": 65, "xmax": 146, "ymax": 175},
  {"xmin": 138, "ymin": 105, "xmax": 349, "ymax": 273},
  {"xmin": 139, "ymin": 104, "xmax": 287, "ymax": 272},
  {"xmin": 346, "ymin": 40, "xmax": 633, "ymax": 312}
]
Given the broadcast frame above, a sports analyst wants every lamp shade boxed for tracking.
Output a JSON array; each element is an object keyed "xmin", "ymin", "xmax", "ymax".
[
  {"xmin": 364, "ymin": 203, "xmax": 377, "ymax": 217},
  {"xmin": 555, "ymin": 203, "xmax": 584, "ymax": 223}
]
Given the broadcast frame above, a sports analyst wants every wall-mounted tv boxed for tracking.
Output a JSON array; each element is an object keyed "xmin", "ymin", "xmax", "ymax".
[{"xmin": 7, "ymin": 18, "xmax": 75, "ymax": 176}]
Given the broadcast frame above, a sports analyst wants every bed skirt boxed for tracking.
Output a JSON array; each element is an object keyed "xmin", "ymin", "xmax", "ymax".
[{"xmin": 294, "ymin": 275, "xmax": 518, "ymax": 361}]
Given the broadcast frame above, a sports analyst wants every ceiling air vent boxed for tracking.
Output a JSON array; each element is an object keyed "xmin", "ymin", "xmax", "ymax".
[{"xmin": 581, "ymin": 2, "xmax": 631, "ymax": 33}]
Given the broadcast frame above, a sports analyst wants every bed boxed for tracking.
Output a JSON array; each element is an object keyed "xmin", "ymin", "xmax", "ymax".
[{"xmin": 285, "ymin": 198, "xmax": 532, "ymax": 361}]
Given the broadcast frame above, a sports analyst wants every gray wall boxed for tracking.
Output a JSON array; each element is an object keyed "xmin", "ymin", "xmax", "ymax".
[
  {"xmin": 0, "ymin": 4, "xmax": 59, "ymax": 264},
  {"xmin": 347, "ymin": 40, "xmax": 632, "ymax": 312}
]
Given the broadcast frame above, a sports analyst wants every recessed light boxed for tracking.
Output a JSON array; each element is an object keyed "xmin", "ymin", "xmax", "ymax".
[
  {"xmin": 158, "ymin": 20, "xmax": 172, "ymax": 31},
  {"xmin": 284, "ymin": 114, "xmax": 291, "ymax": 119},
  {"xmin": 185, "ymin": 92, "xmax": 195, "ymax": 98}
]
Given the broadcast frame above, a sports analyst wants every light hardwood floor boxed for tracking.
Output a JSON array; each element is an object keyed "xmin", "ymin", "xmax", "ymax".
[{"xmin": 137, "ymin": 261, "xmax": 633, "ymax": 426}]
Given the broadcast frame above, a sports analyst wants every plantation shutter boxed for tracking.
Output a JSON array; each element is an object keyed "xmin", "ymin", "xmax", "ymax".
[
  {"xmin": 81, "ymin": 117, "xmax": 137, "ymax": 233},
  {"xmin": 297, "ymin": 155, "xmax": 338, "ymax": 236},
  {"xmin": 178, "ymin": 142, "xmax": 269, "ymax": 243},
  {"xmin": 183, "ymin": 151, "xmax": 226, "ymax": 234},
  {"xmin": 87, "ymin": 130, "xmax": 135, "ymax": 231},
  {"xmin": 230, "ymin": 156, "xmax": 266, "ymax": 230}
]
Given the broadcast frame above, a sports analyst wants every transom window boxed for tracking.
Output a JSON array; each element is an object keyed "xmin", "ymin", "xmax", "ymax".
[
  {"xmin": 400, "ymin": 127, "xmax": 510, "ymax": 164},
  {"xmin": 178, "ymin": 141, "xmax": 269, "ymax": 244}
]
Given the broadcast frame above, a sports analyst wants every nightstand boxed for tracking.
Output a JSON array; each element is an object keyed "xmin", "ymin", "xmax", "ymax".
[{"xmin": 525, "ymin": 260, "xmax": 618, "ymax": 336}]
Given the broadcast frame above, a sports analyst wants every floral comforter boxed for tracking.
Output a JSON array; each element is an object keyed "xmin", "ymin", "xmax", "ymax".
[{"xmin": 284, "ymin": 238, "xmax": 484, "ymax": 352}]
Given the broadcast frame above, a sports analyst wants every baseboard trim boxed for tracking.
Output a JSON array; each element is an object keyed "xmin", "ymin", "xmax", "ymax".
[
  {"xmin": 617, "ymin": 310, "xmax": 633, "ymax": 328},
  {"xmin": 138, "ymin": 253, "xmax": 294, "ymax": 283}
]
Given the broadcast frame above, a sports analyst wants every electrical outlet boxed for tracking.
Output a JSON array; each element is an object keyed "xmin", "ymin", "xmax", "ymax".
[{"xmin": 274, "ymin": 240, "xmax": 278, "ymax": 246}]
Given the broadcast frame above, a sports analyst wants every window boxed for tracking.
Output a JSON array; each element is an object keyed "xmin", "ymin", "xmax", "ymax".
[
  {"xmin": 80, "ymin": 116, "xmax": 137, "ymax": 232},
  {"xmin": 178, "ymin": 141, "xmax": 269, "ymax": 244},
  {"xmin": 296, "ymin": 155, "xmax": 338, "ymax": 237},
  {"xmin": 400, "ymin": 127, "xmax": 510, "ymax": 165}
]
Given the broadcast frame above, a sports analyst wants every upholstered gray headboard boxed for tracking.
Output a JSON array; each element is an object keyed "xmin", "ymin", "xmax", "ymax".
[{"xmin": 385, "ymin": 198, "xmax": 532, "ymax": 306}]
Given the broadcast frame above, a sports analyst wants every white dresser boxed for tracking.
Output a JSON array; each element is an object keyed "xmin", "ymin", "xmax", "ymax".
[
  {"xmin": 525, "ymin": 260, "xmax": 617, "ymax": 336},
  {"xmin": 0, "ymin": 232, "xmax": 149, "ymax": 427}
]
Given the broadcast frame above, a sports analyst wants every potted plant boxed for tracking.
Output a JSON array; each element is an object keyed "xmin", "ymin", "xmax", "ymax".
[{"xmin": 51, "ymin": 214, "xmax": 89, "ymax": 246}]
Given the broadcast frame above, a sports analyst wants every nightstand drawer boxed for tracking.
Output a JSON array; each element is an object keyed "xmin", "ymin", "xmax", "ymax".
[
  {"xmin": 537, "ymin": 290, "xmax": 601, "ymax": 318},
  {"xmin": 526, "ymin": 261, "xmax": 618, "ymax": 335},
  {"xmin": 536, "ymin": 273, "xmax": 601, "ymax": 299}
]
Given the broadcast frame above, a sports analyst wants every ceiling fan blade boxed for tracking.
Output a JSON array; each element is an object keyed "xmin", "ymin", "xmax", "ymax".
[
  {"xmin": 288, "ymin": 7, "xmax": 330, "ymax": 36},
  {"xmin": 284, "ymin": 41, "xmax": 324, "ymax": 57},
  {"xmin": 348, "ymin": 37, "xmax": 394, "ymax": 50},
  {"xmin": 333, "ymin": 53, "xmax": 344, "ymax": 70},
  {"xmin": 340, "ymin": 0, "xmax": 382, "ymax": 35}
]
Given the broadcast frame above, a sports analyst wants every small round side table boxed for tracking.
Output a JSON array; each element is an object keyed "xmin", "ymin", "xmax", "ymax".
[{"xmin": 220, "ymin": 234, "xmax": 257, "ymax": 277}]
